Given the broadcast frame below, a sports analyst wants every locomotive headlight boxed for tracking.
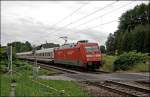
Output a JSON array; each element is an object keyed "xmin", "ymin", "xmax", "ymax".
[
  {"xmin": 95, "ymin": 54, "xmax": 101, "ymax": 57},
  {"xmin": 86, "ymin": 54, "xmax": 101, "ymax": 57}
]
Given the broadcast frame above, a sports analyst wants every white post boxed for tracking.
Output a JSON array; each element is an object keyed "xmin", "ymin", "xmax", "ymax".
[
  {"xmin": 10, "ymin": 46, "xmax": 12, "ymax": 77},
  {"xmin": 32, "ymin": 45, "xmax": 38, "ymax": 79}
]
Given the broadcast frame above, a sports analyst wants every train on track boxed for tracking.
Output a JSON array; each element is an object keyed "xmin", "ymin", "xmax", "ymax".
[{"xmin": 17, "ymin": 40, "xmax": 102, "ymax": 69}]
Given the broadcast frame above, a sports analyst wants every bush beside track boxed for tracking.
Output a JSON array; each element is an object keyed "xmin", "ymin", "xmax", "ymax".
[{"xmin": 102, "ymin": 51, "xmax": 150, "ymax": 72}]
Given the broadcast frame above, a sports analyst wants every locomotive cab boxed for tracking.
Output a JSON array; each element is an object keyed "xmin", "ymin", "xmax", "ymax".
[
  {"xmin": 84, "ymin": 45, "xmax": 102, "ymax": 69},
  {"xmin": 77, "ymin": 41, "xmax": 102, "ymax": 69}
]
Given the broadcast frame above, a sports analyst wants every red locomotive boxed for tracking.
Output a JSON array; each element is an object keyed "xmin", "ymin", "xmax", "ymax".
[
  {"xmin": 17, "ymin": 40, "xmax": 102, "ymax": 69},
  {"xmin": 54, "ymin": 40, "xmax": 102, "ymax": 69}
]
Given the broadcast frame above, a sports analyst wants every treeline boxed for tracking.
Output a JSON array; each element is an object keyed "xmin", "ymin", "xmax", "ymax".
[
  {"xmin": 106, "ymin": 3, "xmax": 150, "ymax": 54},
  {"xmin": 36, "ymin": 43, "xmax": 59, "ymax": 50},
  {"xmin": 7, "ymin": 41, "xmax": 32, "ymax": 53},
  {"xmin": 5, "ymin": 41, "xmax": 60, "ymax": 53}
]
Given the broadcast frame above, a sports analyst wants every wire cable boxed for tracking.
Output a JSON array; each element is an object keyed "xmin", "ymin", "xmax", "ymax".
[
  {"xmin": 49, "ymin": 2, "xmax": 89, "ymax": 29},
  {"xmin": 49, "ymin": 1, "xmax": 118, "ymax": 34},
  {"xmin": 76, "ymin": 1, "xmax": 134, "ymax": 27},
  {"xmin": 60, "ymin": 1, "xmax": 119, "ymax": 28},
  {"xmin": 87, "ymin": 19, "xmax": 119, "ymax": 30}
]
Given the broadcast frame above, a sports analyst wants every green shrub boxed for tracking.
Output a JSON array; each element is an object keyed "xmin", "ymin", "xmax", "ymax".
[
  {"xmin": 19, "ymin": 64, "xmax": 32, "ymax": 71},
  {"xmin": 15, "ymin": 60, "xmax": 28, "ymax": 67},
  {"xmin": 113, "ymin": 51, "xmax": 149, "ymax": 71},
  {"xmin": 128, "ymin": 63, "xmax": 150, "ymax": 72},
  {"xmin": 101, "ymin": 55, "xmax": 117, "ymax": 72}
]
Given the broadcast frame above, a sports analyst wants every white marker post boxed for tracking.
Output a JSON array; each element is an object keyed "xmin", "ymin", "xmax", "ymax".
[
  {"xmin": 10, "ymin": 46, "xmax": 12, "ymax": 78},
  {"xmin": 32, "ymin": 45, "xmax": 38, "ymax": 79}
]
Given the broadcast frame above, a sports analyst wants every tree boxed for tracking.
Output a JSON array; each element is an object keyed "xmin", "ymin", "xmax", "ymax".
[
  {"xmin": 100, "ymin": 45, "xmax": 106, "ymax": 54},
  {"xmin": 25, "ymin": 41, "xmax": 32, "ymax": 51},
  {"xmin": 131, "ymin": 24, "xmax": 150, "ymax": 53},
  {"xmin": 105, "ymin": 33, "xmax": 115, "ymax": 54},
  {"xmin": 105, "ymin": 3, "xmax": 150, "ymax": 54},
  {"xmin": 7, "ymin": 41, "xmax": 32, "ymax": 53}
]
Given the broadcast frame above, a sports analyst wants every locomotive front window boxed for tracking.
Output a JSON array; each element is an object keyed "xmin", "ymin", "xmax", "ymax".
[{"xmin": 85, "ymin": 46, "xmax": 99, "ymax": 52}]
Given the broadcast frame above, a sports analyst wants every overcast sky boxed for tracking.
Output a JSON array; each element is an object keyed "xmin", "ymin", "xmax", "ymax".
[{"xmin": 1, "ymin": 1, "xmax": 149, "ymax": 46}]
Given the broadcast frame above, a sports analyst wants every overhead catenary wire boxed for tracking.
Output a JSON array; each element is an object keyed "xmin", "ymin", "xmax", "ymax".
[
  {"xmin": 62, "ymin": 1, "xmax": 118, "ymax": 27},
  {"xmin": 50, "ymin": 1, "xmax": 119, "ymax": 33},
  {"xmin": 69, "ymin": 19, "xmax": 119, "ymax": 34},
  {"xmin": 50, "ymin": 19, "xmax": 119, "ymax": 36},
  {"xmin": 87, "ymin": 19, "xmax": 119, "ymax": 30},
  {"xmin": 64, "ymin": 1, "xmax": 134, "ymax": 32},
  {"xmin": 75, "ymin": 1, "xmax": 134, "ymax": 28},
  {"xmin": 34, "ymin": 2, "xmax": 89, "ymax": 44},
  {"xmin": 34, "ymin": 1, "xmax": 140, "ymax": 45},
  {"xmin": 49, "ymin": 2, "xmax": 89, "ymax": 30}
]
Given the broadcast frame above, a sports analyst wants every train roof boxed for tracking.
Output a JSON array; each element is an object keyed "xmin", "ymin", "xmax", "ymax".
[
  {"xmin": 16, "ymin": 51, "xmax": 32, "ymax": 55},
  {"xmin": 16, "ymin": 48, "xmax": 54, "ymax": 55},
  {"xmin": 36, "ymin": 48, "xmax": 53, "ymax": 53}
]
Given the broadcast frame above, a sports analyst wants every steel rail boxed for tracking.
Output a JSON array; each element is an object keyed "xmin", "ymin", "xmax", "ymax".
[
  {"xmin": 84, "ymin": 81, "xmax": 145, "ymax": 97},
  {"xmin": 31, "ymin": 62, "xmax": 79, "ymax": 74},
  {"xmin": 136, "ymin": 81, "xmax": 150, "ymax": 85},
  {"xmin": 106, "ymin": 81, "xmax": 150, "ymax": 93}
]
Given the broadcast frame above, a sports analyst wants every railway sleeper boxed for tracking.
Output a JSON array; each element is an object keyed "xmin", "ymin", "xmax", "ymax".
[
  {"xmin": 106, "ymin": 81, "xmax": 150, "ymax": 93},
  {"xmin": 85, "ymin": 81, "xmax": 148, "ymax": 97}
]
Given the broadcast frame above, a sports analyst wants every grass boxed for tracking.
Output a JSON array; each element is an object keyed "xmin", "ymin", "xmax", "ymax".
[
  {"xmin": 0, "ymin": 74, "xmax": 11, "ymax": 96},
  {"xmin": 128, "ymin": 63, "xmax": 150, "ymax": 72},
  {"xmin": 15, "ymin": 73, "xmax": 57, "ymax": 96},
  {"xmin": 40, "ymin": 80, "xmax": 89, "ymax": 97},
  {"xmin": 1, "ymin": 60, "xmax": 89, "ymax": 97},
  {"xmin": 16, "ymin": 76, "xmax": 89, "ymax": 96},
  {"xmin": 101, "ymin": 55, "xmax": 117, "ymax": 72}
]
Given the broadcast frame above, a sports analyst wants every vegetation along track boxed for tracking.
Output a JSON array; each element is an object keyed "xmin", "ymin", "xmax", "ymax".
[
  {"xmin": 83, "ymin": 81, "xmax": 150, "ymax": 97},
  {"xmin": 27, "ymin": 60, "xmax": 108, "ymax": 74},
  {"xmin": 29, "ymin": 61, "xmax": 79, "ymax": 74}
]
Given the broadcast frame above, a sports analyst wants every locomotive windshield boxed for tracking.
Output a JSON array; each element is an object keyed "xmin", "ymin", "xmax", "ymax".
[{"xmin": 85, "ymin": 46, "xmax": 99, "ymax": 52}]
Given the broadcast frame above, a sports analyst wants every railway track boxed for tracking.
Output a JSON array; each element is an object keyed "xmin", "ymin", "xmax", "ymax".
[
  {"xmin": 27, "ymin": 60, "xmax": 108, "ymax": 74},
  {"xmin": 29, "ymin": 61, "xmax": 80, "ymax": 74},
  {"xmin": 83, "ymin": 81, "xmax": 150, "ymax": 97},
  {"xmin": 136, "ymin": 81, "xmax": 150, "ymax": 86}
]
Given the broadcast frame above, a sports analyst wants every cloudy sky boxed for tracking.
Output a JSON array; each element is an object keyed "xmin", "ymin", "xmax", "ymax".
[{"xmin": 1, "ymin": 1, "xmax": 149, "ymax": 46}]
